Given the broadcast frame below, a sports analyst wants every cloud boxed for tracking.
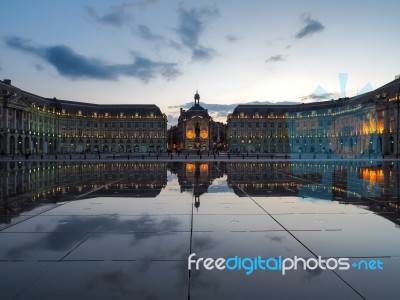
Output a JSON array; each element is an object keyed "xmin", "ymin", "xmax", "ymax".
[
  {"xmin": 295, "ymin": 14, "xmax": 325, "ymax": 39},
  {"xmin": 134, "ymin": 25, "xmax": 182, "ymax": 50},
  {"xmin": 34, "ymin": 63, "xmax": 45, "ymax": 71},
  {"xmin": 192, "ymin": 46, "xmax": 217, "ymax": 61},
  {"xmin": 167, "ymin": 114, "xmax": 179, "ymax": 126},
  {"xmin": 86, "ymin": 6, "xmax": 132, "ymax": 28},
  {"xmin": 5, "ymin": 36, "xmax": 181, "ymax": 82},
  {"xmin": 137, "ymin": 24, "xmax": 164, "ymax": 42},
  {"xmin": 175, "ymin": 5, "xmax": 219, "ymax": 62},
  {"xmin": 265, "ymin": 55, "xmax": 286, "ymax": 63},
  {"xmin": 86, "ymin": 0, "xmax": 159, "ymax": 28},
  {"xmin": 167, "ymin": 100, "xmax": 300, "ymax": 125},
  {"xmin": 298, "ymin": 93, "xmax": 333, "ymax": 102},
  {"xmin": 225, "ymin": 34, "xmax": 240, "ymax": 43}
]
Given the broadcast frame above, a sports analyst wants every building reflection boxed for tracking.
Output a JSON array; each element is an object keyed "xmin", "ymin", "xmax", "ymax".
[
  {"xmin": 1, "ymin": 161, "xmax": 399, "ymax": 225},
  {"xmin": 168, "ymin": 162, "xmax": 225, "ymax": 210},
  {"xmin": 224, "ymin": 161, "xmax": 400, "ymax": 225},
  {"xmin": 0, "ymin": 162, "xmax": 167, "ymax": 224}
]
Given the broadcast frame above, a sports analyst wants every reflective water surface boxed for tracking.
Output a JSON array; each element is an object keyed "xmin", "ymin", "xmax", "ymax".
[{"xmin": 1, "ymin": 161, "xmax": 399, "ymax": 300}]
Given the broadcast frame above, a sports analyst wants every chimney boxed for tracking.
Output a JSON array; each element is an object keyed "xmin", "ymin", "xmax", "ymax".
[
  {"xmin": 395, "ymin": 75, "xmax": 400, "ymax": 80},
  {"xmin": 3, "ymin": 79, "xmax": 11, "ymax": 85}
]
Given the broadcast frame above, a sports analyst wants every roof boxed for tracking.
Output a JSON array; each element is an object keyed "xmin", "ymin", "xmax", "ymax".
[
  {"xmin": 0, "ymin": 80, "xmax": 164, "ymax": 117},
  {"xmin": 178, "ymin": 91, "xmax": 212, "ymax": 121},
  {"xmin": 231, "ymin": 77, "xmax": 400, "ymax": 117},
  {"xmin": 180, "ymin": 104, "xmax": 211, "ymax": 119}
]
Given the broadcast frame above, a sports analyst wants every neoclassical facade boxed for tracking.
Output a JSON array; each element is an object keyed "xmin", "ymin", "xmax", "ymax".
[
  {"xmin": 227, "ymin": 77, "xmax": 400, "ymax": 155},
  {"xmin": 168, "ymin": 91, "xmax": 226, "ymax": 151},
  {"xmin": 0, "ymin": 79, "xmax": 167, "ymax": 154},
  {"xmin": 2, "ymin": 76, "xmax": 400, "ymax": 156}
]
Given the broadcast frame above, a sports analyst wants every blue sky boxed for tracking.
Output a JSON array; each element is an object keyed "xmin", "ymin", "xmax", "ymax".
[{"xmin": 1, "ymin": 0, "xmax": 399, "ymax": 125}]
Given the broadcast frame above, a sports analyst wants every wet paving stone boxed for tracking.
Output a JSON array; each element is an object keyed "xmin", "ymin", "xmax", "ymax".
[{"xmin": 0, "ymin": 161, "xmax": 399, "ymax": 299}]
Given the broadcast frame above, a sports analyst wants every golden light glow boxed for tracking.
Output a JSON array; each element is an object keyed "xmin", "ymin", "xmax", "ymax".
[
  {"xmin": 369, "ymin": 117, "xmax": 377, "ymax": 133},
  {"xmin": 362, "ymin": 122, "xmax": 369, "ymax": 135},
  {"xmin": 200, "ymin": 129, "xmax": 208, "ymax": 139},
  {"xmin": 361, "ymin": 169, "xmax": 384, "ymax": 184},
  {"xmin": 186, "ymin": 163, "xmax": 195, "ymax": 173},
  {"xmin": 186, "ymin": 129, "xmax": 194, "ymax": 139},
  {"xmin": 200, "ymin": 163, "xmax": 208, "ymax": 172},
  {"xmin": 378, "ymin": 121, "xmax": 384, "ymax": 134}
]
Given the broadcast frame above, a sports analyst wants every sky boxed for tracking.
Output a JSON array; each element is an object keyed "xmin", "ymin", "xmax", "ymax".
[{"xmin": 1, "ymin": 0, "xmax": 400, "ymax": 126}]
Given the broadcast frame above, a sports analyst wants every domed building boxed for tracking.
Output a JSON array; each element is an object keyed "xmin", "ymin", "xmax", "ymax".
[{"xmin": 168, "ymin": 91, "xmax": 226, "ymax": 151}]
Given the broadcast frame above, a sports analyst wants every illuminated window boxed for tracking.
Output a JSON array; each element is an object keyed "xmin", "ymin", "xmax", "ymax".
[
  {"xmin": 200, "ymin": 164, "xmax": 208, "ymax": 172},
  {"xmin": 186, "ymin": 129, "xmax": 194, "ymax": 139},
  {"xmin": 200, "ymin": 129, "xmax": 208, "ymax": 139},
  {"xmin": 186, "ymin": 163, "xmax": 195, "ymax": 173}
]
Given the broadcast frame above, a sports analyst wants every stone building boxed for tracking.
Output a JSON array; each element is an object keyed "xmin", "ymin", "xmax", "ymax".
[
  {"xmin": 168, "ymin": 91, "xmax": 226, "ymax": 151},
  {"xmin": 226, "ymin": 77, "xmax": 400, "ymax": 156},
  {"xmin": 0, "ymin": 79, "xmax": 167, "ymax": 154}
]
